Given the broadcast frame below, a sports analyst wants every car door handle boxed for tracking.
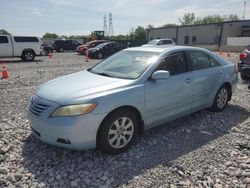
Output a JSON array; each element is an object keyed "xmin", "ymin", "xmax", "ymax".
[
  {"xmin": 185, "ymin": 78, "xmax": 192, "ymax": 84},
  {"xmin": 217, "ymin": 71, "xmax": 223, "ymax": 74}
]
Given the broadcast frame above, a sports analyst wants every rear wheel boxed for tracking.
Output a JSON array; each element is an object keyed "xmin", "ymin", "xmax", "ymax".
[
  {"xmin": 241, "ymin": 73, "xmax": 250, "ymax": 81},
  {"xmin": 21, "ymin": 51, "xmax": 35, "ymax": 61},
  {"xmin": 97, "ymin": 53, "xmax": 103, "ymax": 59},
  {"xmin": 59, "ymin": 48, "xmax": 64, "ymax": 52},
  {"xmin": 210, "ymin": 86, "xmax": 230, "ymax": 112},
  {"xmin": 97, "ymin": 109, "xmax": 139, "ymax": 154}
]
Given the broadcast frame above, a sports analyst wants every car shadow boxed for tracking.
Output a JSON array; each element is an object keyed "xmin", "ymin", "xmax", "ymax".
[
  {"xmin": 0, "ymin": 59, "xmax": 43, "ymax": 64},
  {"xmin": 21, "ymin": 104, "xmax": 250, "ymax": 187}
]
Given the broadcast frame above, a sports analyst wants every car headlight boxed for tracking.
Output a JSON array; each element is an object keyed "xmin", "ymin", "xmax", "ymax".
[{"xmin": 51, "ymin": 103, "xmax": 97, "ymax": 117}]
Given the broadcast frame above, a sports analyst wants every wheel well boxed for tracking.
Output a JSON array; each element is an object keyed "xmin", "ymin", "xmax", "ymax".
[
  {"xmin": 22, "ymin": 49, "xmax": 35, "ymax": 56},
  {"xmin": 96, "ymin": 106, "xmax": 145, "ymax": 146},
  {"xmin": 222, "ymin": 82, "xmax": 232, "ymax": 101}
]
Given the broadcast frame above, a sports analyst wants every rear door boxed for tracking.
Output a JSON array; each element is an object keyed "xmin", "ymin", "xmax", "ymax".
[
  {"xmin": 186, "ymin": 51, "xmax": 223, "ymax": 110},
  {"xmin": 0, "ymin": 36, "xmax": 12, "ymax": 57}
]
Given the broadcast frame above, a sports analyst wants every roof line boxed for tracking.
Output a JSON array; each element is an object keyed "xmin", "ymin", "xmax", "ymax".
[{"xmin": 147, "ymin": 19, "xmax": 250, "ymax": 31}]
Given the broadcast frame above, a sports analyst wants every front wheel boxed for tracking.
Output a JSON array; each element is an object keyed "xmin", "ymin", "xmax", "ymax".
[
  {"xmin": 210, "ymin": 86, "xmax": 230, "ymax": 112},
  {"xmin": 97, "ymin": 109, "xmax": 139, "ymax": 154}
]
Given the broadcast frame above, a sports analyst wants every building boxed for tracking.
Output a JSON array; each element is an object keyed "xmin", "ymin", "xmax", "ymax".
[{"xmin": 147, "ymin": 20, "xmax": 250, "ymax": 49}]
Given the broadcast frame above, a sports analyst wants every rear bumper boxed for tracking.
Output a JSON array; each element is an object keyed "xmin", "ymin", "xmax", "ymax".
[{"xmin": 238, "ymin": 62, "xmax": 250, "ymax": 75}]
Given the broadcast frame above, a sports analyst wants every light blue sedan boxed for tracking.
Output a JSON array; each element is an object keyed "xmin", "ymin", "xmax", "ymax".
[{"xmin": 28, "ymin": 46, "xmax": 238, "ymax": 154}]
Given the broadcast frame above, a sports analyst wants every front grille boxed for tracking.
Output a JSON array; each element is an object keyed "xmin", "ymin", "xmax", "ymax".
[{"xmin": 29, "ymin": 96, "xmax": 51, "ymax": 116}]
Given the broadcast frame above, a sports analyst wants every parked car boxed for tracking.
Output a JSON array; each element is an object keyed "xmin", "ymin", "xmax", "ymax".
[
  {"xmin": 76, "ymin": 40, "xmax": 108, "ymax": 55},
  {"xmin": 28, "ymin": 46, "xmax": 238, "ymax": 154},
  {"xmin": 142, "ymin": 38, "xmax": 175, "ymax": 47},
  {"xmin": 0, "ymin": 35, "xmax": 43, "ymax": 61},
  {"xmin": 88, "ymin": 42, "xmax": 127, "ymax": 59},
  {"xmin": 238, "ymin": 45, "xmax": 250, "ymax": 80},
  {"xmin": 52, "ymin": 39, "xmax": 81, "ymax": 52},
  {"xmin": 42, "ymin": 44, "xmax": 53, "ymax": 55}
]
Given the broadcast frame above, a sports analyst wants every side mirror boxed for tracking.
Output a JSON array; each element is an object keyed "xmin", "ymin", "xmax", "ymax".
[{"xmin": 151, "ymin": 70, "xmax": 170, "ymax": 80}]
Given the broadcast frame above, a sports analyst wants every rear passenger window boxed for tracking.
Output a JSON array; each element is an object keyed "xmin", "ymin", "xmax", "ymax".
[
  {"xmin": 14, "ymin": 37, "xmax": 39, "ymax": 42},
  {"xmin": 209, "ymin": 56, "xmax": 221, "ymax": 67},
  {"xmin": 160, "ymin": 53, "xmax": 187, "ymax": 75},
  {"xmin": 0, "ymin": 36, "xmax": 8, "ymax": 43},
  {"xmin": 188, "ymin": 51, "xmax": 210, "ymax": 71},
  {"xmin": 162, "ymin": 40, "xmax": 172, "ymax": 44}
]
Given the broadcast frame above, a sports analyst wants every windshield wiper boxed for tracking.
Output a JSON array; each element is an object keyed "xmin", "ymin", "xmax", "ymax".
[{"xmin": 90, "ymin": 70, "xmax": 115, "ymax": 78}]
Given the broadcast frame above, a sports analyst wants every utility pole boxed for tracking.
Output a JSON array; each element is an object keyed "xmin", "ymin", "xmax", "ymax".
[
  {"xmin": 108, "ymin": 13, "xmax": 114, "ymax": 36},
  {"xmin": 243, "ymin": 1, "xmax": 247, "ymax": 20},
  {"xmin": 103, "ymin": 15, "xmax": 108, "ymax": 36}
]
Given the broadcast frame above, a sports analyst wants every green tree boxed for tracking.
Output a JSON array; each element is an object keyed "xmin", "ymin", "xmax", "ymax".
[
  {"xmin": 68, "ymin": 35, "xmax": 84, "ymax": 39},
  {"xmin": 42, "ymin": 33, "xmax": 59, "ymax": 39},
  {"xmin": 160, "ymin": 23, "xmax": 178, "ymax": 28},
  {"xmin": 0, "ymin": 29, "xmax": 11, "ymax": 35},
  {"xmin": 179, "ymin": 13, "xmax": 195, "ymax": 25},
  {"xmin": 134, "ymin": 26, "xmax": 146, "ymax": 40},
  {"xmin": 110, "ymin": 35, "xmax": 127, "ymax": 40},
  {"xmin": 227, "ymin": 14, "xmax": 240, "ymax": 21},
  {"xmin": 146, "ymin": 24, "xmax": 154, "ymax": 29},
  {"xmin": 180, "ymin": 13, "xmax": 240, "ymax": 25}
]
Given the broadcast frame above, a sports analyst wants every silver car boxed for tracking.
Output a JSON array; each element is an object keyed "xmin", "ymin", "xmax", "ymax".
[{"xmin": 28, "ymin": 46, "xmax": 238, "ymax": 154}]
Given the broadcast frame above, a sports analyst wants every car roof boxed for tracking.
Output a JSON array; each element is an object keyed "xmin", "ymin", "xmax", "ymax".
[{"xmin": 124, "ymin": 45, "xmax": 209, "ymax": 54}]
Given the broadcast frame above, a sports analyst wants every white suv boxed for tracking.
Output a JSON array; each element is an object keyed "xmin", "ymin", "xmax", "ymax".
[
  {"xmin": 0, "ymin": 35, "xmax": 43, "ymax": 61},
  {"xmin": 142, "ymin": 39, "xmax": 176, "ymax": 47}
]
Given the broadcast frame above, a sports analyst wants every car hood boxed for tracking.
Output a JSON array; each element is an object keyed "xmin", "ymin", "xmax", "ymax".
[
  {"xmin": 88, "ymin": 47, "xmax": 98, "ymax": 52},
  {"xmin": 36, "ymin": 70, "xmax": 133, "ymax": 104}
]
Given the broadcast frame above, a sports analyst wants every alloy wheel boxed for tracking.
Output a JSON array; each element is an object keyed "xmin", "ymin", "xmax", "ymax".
[
  {"xmin": 108, "ymin": 117, "xmax": 134, "ymax": 149},
  {"xmin": 216, "ymin": 88, "xmax": 228, "ymax": 109}
]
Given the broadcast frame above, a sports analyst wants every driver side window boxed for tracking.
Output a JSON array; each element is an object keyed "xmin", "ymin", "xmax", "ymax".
[{"xmin": 159, "ymin": 53, "xmax": 187, "ymax": 76}]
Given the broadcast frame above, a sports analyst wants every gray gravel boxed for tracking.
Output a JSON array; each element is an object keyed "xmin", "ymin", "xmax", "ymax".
[{"xmin": 0, "ymin": 52, "xmax": 250, "ymax": 188}]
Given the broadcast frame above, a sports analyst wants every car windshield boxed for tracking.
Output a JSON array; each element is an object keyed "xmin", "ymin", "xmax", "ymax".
[
  {"xmin": 89, "ymin": 50, "xmax": 160, "ymax": 79},
  {"xmin": 148, "ymin": 40, "xmax": 158, "ymax": 45}
]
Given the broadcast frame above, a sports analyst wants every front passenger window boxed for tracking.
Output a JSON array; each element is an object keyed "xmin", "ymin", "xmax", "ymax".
[{"xmin": 160, "ymin": 53, "xmax": 187, "ymax": 75}]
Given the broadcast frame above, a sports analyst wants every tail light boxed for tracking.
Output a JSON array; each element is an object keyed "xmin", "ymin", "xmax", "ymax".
[{"xmin": 239, "ymin": 53, "xmax": 247, "ymax": 59}]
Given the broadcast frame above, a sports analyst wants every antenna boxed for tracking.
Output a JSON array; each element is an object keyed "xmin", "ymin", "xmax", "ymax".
[
  {"xmin": 103, "ymin": 15, "xmax": 108, "ymax": 36},
  {"xmin": 243, "ymin": 1, "xmax": 247, "ymax": 20},
  {"xmin": 108, "ymin": 13, "xmax": 114, "ymax": 36}
]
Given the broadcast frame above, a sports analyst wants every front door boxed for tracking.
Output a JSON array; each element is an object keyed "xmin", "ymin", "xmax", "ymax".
[
  {"xmin": 144, "ymin": 52, "xmax": 194, "ymax": 128},
  {"xmin": 0, "ymin": 36, "xmax": 12, "ymax": 57}
]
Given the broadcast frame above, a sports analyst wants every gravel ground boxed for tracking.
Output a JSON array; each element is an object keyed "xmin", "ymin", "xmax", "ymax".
[{"xmin": 0, "ymin": 52, "xmax": 250, "ymax": 188}]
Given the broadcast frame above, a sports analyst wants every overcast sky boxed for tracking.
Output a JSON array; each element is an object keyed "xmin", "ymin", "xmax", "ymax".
[{"xmin": 0, "ymin": 0, "xmax": 249, "ymax": 37}]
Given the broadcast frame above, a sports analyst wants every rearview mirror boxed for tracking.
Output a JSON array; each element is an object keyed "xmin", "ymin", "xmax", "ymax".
[{"xmin": 151, "ymin": 70, "xmax": 170, "ymax": 80}]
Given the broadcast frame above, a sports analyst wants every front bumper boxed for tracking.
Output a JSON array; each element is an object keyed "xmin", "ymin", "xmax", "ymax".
[
  {"xmin": 28, "ymin": 95, "xmax": 106, "ymax": 150},
  {"xmin": 238, "ymin": 62, "xmax": 250, "ymax": 75}
]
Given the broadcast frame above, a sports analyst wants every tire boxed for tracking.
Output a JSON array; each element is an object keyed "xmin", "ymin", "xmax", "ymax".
[
  {"xmin": 97, "ymin": 53, "xmax": 103, "ymax": 59},
  {"xmin": 43, "ymin": 50, "xmax": 48, "ymax": 56},
  {"xmin": 59, "ymin": 48, "xmax": 64, "ymax": 52},
  {"xmin": 21, "ymin": 51, "xmax": 35, "ymax": 61},
  {"xmin": 210, "ymin": 85, "xmax": 230, "ymax": 112},
  {"xmin": 97, "ymin": 109, "xmax": 139, "ymax": 154},
  {"xmin": 241, "ymin": 73, "xmax": 249, "ymax": 81}
]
